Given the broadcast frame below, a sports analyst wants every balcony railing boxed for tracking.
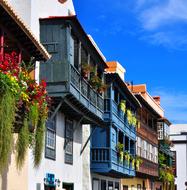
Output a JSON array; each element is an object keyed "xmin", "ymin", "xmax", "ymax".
[
  {"xmin": 70, "ymin": 64, "xmax": 104, "ymax": 111},
  {"xmin": 104, "ymin": 99, "xmax": 136, "ymax": 135},
  {"xmin": 91, "ymin": 147, "xmax": 135, "ymax": 176}
]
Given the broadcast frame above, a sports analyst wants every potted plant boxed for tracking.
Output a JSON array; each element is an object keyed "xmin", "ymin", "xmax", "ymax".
[
  {"xmin": 81, "ymin": 63, "xmax": 93, "ymax": 78},
  {"xmin": 119, "ymin": 100, "xmax": 126, "ymax": 113},
  {"xmin": 135, "ymin": 156, "xmax": 143, "ymax": 171},
  {"xmin": 132, "ymin": 115, "xmax": 137, "ymax": 127},
  {"xmin": 89, "ymin": 75, "xmax": 102, "ymax": 89},
  {"xmin": 124, "ymin": 151, "xmax": 130, "ymax": 165},
  {"xmin": 97, "ymin": 83, "xmax": 108, "ymax": 93},
  {"xmin": 127, "ymin": 109, "xmax": 133, "ymax": 125},
  {"xmin": 116, "ymin": 142, "xmax": 124, "ymax": 163}
]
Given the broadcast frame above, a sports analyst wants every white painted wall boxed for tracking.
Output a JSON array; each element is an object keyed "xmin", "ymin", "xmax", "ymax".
[
  {"xmin": 28, "ymin": 112, "xmax": 83, "ymax": 190},
  {"xmin": 82, "ymin": 125, "xmax": 92, "ymax": 190},
  {"xmin": 170, "ymin": 124, "xmax": 187, "ymax": 190}
]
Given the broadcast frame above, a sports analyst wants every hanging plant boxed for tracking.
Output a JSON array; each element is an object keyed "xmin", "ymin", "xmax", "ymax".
[
  {"xmin": 33, "ymin": 113, "xmax": 46, "ymax": 167},
  {"xmin": 131, "ymin": 158, "xmax": 135, "ymax": 169},
  {"xmin": 28, "ymin": 102, "xmax": 39, "ymax": 132},
  {"xmin": 16, "ymin": 116, "xmax": 30, "ymax": 169},
  {"xmin": 135, "ymin": 156, "xmax": 143, "ymax": 171},
  {"xmin": 119, "ymin": 100, "xmax": 126, "ymax": 113},
  {"xmin": 132, "ymin": 115, "xmax": 137, "ymax": 127},
  {"xmin": 0, "ymin": 52, "xmax": 49, "ymax": 172},
  {"xmin": 0, "ymin": 89, "xmax": 16, "ymax": 172},
  {"xmin": 127, "ymin": 109, "xmax": 133, "ymax": 125},
  {"xmin": 81, "ymin": 63, "xmax": 93, "ymax": 78},
  {"xmin": 116, "ymin": 142, "xmax": 124, "ymax": 163},
  {"xmin": 124, "ymin": 151, "xmax": 130, "ymax": 165}
]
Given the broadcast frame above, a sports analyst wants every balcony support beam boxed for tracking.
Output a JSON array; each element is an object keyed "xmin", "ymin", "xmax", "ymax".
[
  {"xmin": 50, "ymin": 99, "xmax": 64, "ymax": 120},
  {"xmin": 80, "ymin": 126, "xmax": 96, "ymax": 155}
]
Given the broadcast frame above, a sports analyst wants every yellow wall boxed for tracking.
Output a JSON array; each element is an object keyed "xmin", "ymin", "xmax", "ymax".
[
  {"xmin": 0, "ymin": 134, "xmax": 28, "ymax": 190},
  {"xmin": 121, "ymin": 177, "xmax": 150, "ymax": 190}
]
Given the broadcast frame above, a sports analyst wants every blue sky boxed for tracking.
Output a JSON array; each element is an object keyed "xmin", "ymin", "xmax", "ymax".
[{"xmin": 74, "ymin": 0, "xmax": 187, "ymax": 124}]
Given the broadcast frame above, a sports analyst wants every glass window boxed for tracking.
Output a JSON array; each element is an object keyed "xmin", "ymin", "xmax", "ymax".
[
  {"xmin": 157, "ymin": 122, "xmax": 164, "ymax": 140},
  {"xmin": 101, "ymin": 180, "xmax": 106, "ymax": 190},
  {"xmin": 45, "ymin": 120, "xmax": 56, "ymax": 160},
  {"xmin": 65, "ymin": 119, "xmax": 74, "ymax": 164},
  {"xmin": 46, "ymin": 130, "xmax": 55, "ymax": 149}
]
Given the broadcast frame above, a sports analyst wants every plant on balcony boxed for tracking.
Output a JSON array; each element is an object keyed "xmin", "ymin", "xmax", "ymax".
[
  {"xmin": 116, "ymin": 142, "xmax": 124, "ymax": 163},
  {"xmin": 127, "ymin": 109, "xmax": 132, "ymax": 125},
  {"xmin": 81, "ymin": 63, "xmax": 93, "ymax": 78},
  {"xmin": 132, "ymin": 115, "xmax": 137, "ymax": 127},
  {"xmin": 124, "ymin": 151, "xmax": 130, "ymax": 165},
  {"xmin": 131, "ymin": 156, "xmax": 135, "ymax": 169},
  {"xmin": 135, "ymin": 156, "xmax": 143, "ymax": 171},
  {"xmin": 119, "ymin": 100, "xmax": 126, "ymax": 113},
  {"xmin": 164, "ymin": 137, "xmax": 174, "ymax": 147},
  {"xmin": 0, "ymin": 52, "xmax": 49, "ymax": 172}
]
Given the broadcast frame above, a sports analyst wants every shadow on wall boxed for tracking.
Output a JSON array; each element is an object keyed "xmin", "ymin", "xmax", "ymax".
[{"xmin": 0, "ymin": 142, "xmax": 14, "ymax": 190}]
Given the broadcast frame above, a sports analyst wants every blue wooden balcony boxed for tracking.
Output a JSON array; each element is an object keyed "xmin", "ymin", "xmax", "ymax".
[
  {"xmin": 91, "ymin": 147, "xmax": 135, "ymax": 177},
  {"xmin": 40, "ymin": 63, "xmax": 104, "ymax": 125},
  {"xmin": 104, "ymin": 99, "xmax": 136, "ymax": 139}
]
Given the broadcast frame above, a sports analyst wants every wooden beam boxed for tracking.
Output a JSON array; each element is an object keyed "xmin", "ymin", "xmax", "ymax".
[{"xmin": 0, "ymin": 28, "xmax": 4, "ymax": 57}]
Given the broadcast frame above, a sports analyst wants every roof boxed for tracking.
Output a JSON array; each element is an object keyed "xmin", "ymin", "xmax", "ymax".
[
  {"xmin": 40, "ymin": 15, "xmax": 107, "ymax": 68},
  {"xmin": 135, "ymin": 93, "xmax": 163, "ymax": 117},
  {"xmin": 0, "ymin": 0, "xmax": 50, "ymax": 61},
  {"xmin": 158, "ymin": 117, "xmax": 172, "ymax": 126},
  {"xmin": 106, "ymin": 73, "xmax": 141, "ymax": 108}
]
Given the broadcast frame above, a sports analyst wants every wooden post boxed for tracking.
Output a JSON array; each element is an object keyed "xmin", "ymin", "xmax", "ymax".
[{"xmin": 0, "ymin": 28, "xmax": 4, "ymax": 59}]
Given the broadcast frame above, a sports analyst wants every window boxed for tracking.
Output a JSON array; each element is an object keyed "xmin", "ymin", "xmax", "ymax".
[
  {"xmin": 137, "ymin": 137, "xmax": 141, "ymax": 156},
  {"xmin": 157, "ymin": 122, "xmax": 164, "ymax": 140},
  {"xmin": 65, "ymin": 119, "xmax": 74, "ymax": 164},
  {"xmin": 45, "ymin": 120, "xmax": 56, "ymax": 160},
  {"xmin": 93, "ymin": 179, "xmax": 99, "ymax": 190},
  {"xmin": 115, "ymin": 182, "xmax": 119, "ymax": 190},
  {"xmin": 172, "ymin": 151, "xmax": 177, "ymax": 177},
  {"xmin": 101, "ymin": 180, "xmax": 106, "ymax": 190},
  {"xmin": 108, "ymin": 181, "xmax": 113, "ymax": 190}
]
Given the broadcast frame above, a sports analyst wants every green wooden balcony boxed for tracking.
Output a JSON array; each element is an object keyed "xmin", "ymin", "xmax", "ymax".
[{"xmin": 40, "ymin": 62, "xmax": 104, "ymax": 125}]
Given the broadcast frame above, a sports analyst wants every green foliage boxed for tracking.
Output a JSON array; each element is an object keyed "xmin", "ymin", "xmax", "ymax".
[
  {"xmin": 116, "ymin": 142, "xmax": 124, "ymax": 152},
  {"xmin": 33, "ymin": 115, "xmax": 46, "ymax": 167},
  {"xmin": 16, "ymin": 116, "xmax": 30, "ymax": 169},
  {"xmin": 127, "ymin": 109, "xmax": 137, "ymax": 127},
  {"xmin": 0, "ymin": 90, "xmax": 16, "ymax": 173},
  {"xmin": 28, "ymin": 103, "xmax": 39, "ymax": 130},
  {"xmin": 119, "ymin": 100, "xmax": 126, "ymax": 113},
  {"xmin": 135, "ymin": 156, "xmax": 143, "ymax": 170},
  {"xmin": 124, "ymin": 151, "xmax": 130, "ymax": 164}
]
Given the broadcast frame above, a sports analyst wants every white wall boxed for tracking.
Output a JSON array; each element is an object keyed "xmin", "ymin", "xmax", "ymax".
[
  {"xmin": 170, "ymin": 124, "xmax": 187, "ymax": 190},
  {"xmin": 28, "ymin": 112, "xmax": 83, "ymax": 190},
  {"xmin": 82, "ymin": 125, "xmax": 92, "ymax": 190}
]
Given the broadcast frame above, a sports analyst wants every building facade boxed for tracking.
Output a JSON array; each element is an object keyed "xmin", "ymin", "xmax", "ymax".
[
  {"xmin": 170, "ymin": 124, "xmax": 187, "ymax": 190},
  {"xmin": 121, "ymin": 84, "xmax": 164, "ymax": 190},
  {"xmin": 38, "ymin": 16, "xmax": 107, "ymax": 190},
  {"xmin": 0, "ymin": 1, "xmax": 50, "ymax": 190},
  {"xmin": 91, "ymin": 62, "xmax": 141, "ymax": 190}
]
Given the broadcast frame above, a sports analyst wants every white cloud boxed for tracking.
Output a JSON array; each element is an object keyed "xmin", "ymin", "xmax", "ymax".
[{"xmin": 139, "ymin": 0, "xmax": 187, "ymax": 30}]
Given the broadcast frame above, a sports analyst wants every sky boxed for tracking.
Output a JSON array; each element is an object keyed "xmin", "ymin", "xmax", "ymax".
[{"xmin": 73, "ymin": 0, "xmax": 187, "ymax": 124}]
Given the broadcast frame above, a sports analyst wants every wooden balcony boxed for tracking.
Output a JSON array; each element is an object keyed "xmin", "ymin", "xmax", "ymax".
[
  {"xmin": 91, "ymin": 147, "xmax": 135, "ymax": 177},
  {"xmin": 40, "ymin": 63, "xmax": 104, "ymax": 125},
  {"xmin": 104, "ymin": 99, "xmax": 136, "ymax": 139},
  {"xmin": 137, "ymin": 157, "xmax": 159, "ymax": 177},
  {"xmin": 137, "ymin": 122, "xmax": 158, "ymax": 145}
]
